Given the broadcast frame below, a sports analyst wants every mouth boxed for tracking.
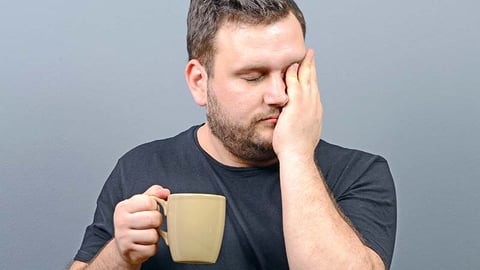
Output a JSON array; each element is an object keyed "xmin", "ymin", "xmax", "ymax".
[{"xmin": 260, "ymin": 115, "xmax": 279, "ymax": 124}]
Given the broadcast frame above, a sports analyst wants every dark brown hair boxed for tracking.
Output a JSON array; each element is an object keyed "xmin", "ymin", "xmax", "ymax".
[{"xmin": 187, "ymin": 0, "xmax": 306, "ymax": 75}]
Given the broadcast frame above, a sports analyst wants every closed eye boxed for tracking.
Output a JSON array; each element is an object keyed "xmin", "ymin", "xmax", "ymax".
[{"xmin": 243, "ymin": 74, "xmax": 265, "ymax": 82}]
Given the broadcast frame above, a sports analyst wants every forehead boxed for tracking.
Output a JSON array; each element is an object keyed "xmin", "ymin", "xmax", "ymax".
[{"xmin": 213, "ymin": 13, "xmax": 306, "ymax": 71}]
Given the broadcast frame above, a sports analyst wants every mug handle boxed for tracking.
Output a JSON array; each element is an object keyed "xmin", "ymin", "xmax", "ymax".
[{"xmin": 150, "ymin": 196, "xmax": 169, "ymax": 246}]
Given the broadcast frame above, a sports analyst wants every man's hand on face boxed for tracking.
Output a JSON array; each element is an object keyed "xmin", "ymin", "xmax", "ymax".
[
  {"xmin": 113, "ymin": 185, "xmax": 171, "ymax": 267},
  {"xmin": 272, "ymin": 49, "xmax": 323, "ymax": 160}
]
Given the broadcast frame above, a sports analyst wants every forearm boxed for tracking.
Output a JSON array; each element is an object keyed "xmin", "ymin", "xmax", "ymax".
[
  {"xmin": 69, "ymin": 240, "xmax": 140, "ymax": 270},
  {"xmin": 279, "ymin": 155, "xmax": 381, "ymax": 269}
]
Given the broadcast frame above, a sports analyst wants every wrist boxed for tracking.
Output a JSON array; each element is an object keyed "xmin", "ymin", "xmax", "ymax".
[{"xmin": 276, "ymin": 150, "xmax": 315, "ymax": 164}]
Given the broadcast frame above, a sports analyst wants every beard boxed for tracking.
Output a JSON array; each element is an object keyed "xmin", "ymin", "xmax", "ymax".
[{"xmin": 206, "ymin": 85, "xmax": 278, "ymax": 164}]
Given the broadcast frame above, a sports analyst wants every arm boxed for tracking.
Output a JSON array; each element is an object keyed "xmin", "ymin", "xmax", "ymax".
[
  {"xmin": 69, "ymin": 186, "xmax": 170, "ymax": 270},
  {"xmin": 69, "ymin": 240, "xmax": 137, "ymax": 270},
  {"xmin": 273, "ymin": 49, "xmax": 385, "ymax": 269},
  {"xmin": 278, "ymin": 155, "xmax": 385, "ymax": 269}
]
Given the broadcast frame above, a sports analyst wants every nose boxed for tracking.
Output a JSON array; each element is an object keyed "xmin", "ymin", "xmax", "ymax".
[{"xmin": 264, "ymin": 74, "xmax": 288, "ymax": 107}]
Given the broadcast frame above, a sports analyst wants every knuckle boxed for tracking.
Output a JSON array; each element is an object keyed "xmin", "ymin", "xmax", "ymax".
[
  {"xmin": 115, "ymin": 199, "xmax": 128, "ymax": 211},
  {"xmin": 131, "ymin": 194, "xmax": 155, "ymax": 210},
  {"xmin": 142, "ymin": 212, "xmax": 160, "ymax": 229},
  {"xmin": 114, "ymin": 203, "xmax": 129, "ymax": 226},
  {"xmin": 149, "ymin": 211, "xmax": 162, "ymax": 227},
  {"xmin": 130, "ymin": 194, "xmax": 146, "ymax": 202},
  {"xmin": 148, "ymin": 228, "xmax": 160, "ymax": 242},
  {"xmin": 151, "ymin": 184, "xmax": 164, "ymax": 189},
  {"xmin": 146, "ymin": 244, "xmax": 158, "ymax": 257}
]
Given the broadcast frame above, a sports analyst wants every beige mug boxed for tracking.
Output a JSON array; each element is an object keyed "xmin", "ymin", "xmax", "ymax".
[{"xmin": 151, "ymin": 193, "xmax": 226, "ymax": 264}]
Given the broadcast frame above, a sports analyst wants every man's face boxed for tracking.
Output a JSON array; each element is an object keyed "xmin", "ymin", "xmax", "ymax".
[{"xmin": 206, "ymin": 13, "xmax": 306, "ymax": 163}]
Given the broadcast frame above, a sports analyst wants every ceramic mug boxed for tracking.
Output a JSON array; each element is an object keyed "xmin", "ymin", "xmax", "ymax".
[{"xmin": 151, "ymin": 193, "xmax": 226, "ymax": 264}]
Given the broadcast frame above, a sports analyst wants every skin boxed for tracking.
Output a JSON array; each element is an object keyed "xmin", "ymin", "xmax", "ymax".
[
  {"xmin": 70, "ymin": 12, "xmax": 385, "ymax": 270},
  {"xmin": 69, "ymin": 186, "xmax": 171, "ymax": 270},
  {"xmin": 188, "ymin": 13, "xmax": 385, "ymax": 269},
  {"xmin": 199, "ymin": 18, "xmax": 305, "ymax": 166}
]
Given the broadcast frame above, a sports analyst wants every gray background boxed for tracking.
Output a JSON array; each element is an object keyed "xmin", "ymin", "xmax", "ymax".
[{"xmin": 1, "ymin": 1, "xmax": 479, "ymax": 269}]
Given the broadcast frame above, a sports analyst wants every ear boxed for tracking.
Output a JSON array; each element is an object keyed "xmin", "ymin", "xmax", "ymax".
[{"xmin": 185, "ymin": 59, "xmax": 208, "ymax": 106}]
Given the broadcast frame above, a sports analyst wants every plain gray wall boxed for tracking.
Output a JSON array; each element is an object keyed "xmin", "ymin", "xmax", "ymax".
[{"xmin": 1, "ymin": 1, "xmax": 479, "ymax": 269}]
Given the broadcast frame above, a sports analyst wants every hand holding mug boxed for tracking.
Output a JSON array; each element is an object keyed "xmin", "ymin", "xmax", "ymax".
[{"xmin": 113, "ymin": 185, "xmax": 170, "ymax": 266}]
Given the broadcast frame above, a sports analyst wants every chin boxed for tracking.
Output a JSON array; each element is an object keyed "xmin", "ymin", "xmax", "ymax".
[
  {"xmin": 256, "ymin": 121, "xmax": 275, "ymax": 132},
  {"xmin": 254, "ymin": 129, "xmax": 274, "ymax": 146}
]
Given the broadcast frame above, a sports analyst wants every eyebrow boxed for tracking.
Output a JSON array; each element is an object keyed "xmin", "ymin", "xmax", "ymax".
[{"xmin": 235, "ymin": 57, "xmax": 305, "ymax": 74}]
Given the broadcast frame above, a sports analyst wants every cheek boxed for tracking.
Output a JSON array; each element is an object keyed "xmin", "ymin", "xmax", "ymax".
[
  {"xmin": 210, "ymin": 78, "xmax": 265, "ymax": 120},
  {"xmin": 229, "ymin": 92, "xmax": 263, "ymax": 120}
]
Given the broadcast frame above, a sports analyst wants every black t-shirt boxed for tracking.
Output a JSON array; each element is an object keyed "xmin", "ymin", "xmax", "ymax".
[{"xmin": 74, "ymin": 125, "xmax": 396, "ymax": 269}]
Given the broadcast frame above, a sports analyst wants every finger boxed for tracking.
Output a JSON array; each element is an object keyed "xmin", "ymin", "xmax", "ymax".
[
  {"xmin": 120, "ymin": 194, "xmax": 158, "ymax": 214},
  {"xmin": 129, "ymin": 229, "xmax": 160, "ymax": 245},
  {"xmin": 308, "ymin": 50, "xmax": 321, "ymax": 103},
  {"xmin": 298, "ymin": 49, "xmax": 313, "ymax": 88},
  {"xmin": 285, "ymin": 63, "xmax": 300, "ymax": 94},
  {"xmin": 126, "ymin": 243, "xmax": 158, "ymax": 264},
  {"xmin": 127, "ymin": 210, "xmax": 162, "ymax": 229},
  {"xmin": 309, "ymin": 49, "xmax": 319, "ymax": 89},
  {"xmin": 143, "ymin": 185, "xmax": 164, "ymax": 196},
  {"xmin": 300, "ymin": 49, "xmax": 322, "ymax": 105},
  {"xmin": 144, "ymin": 185, "xmax": 171, "ymax": 199}
]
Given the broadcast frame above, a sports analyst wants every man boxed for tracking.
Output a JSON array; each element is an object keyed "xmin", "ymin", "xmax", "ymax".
[{"xmin": 70, "ymin": 0, "xmax": 396, "ymax": 269}]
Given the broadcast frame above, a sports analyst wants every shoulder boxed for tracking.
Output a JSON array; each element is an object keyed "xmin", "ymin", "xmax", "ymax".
[
  {"xmin": 316, "ymin": 140, "xmax": 388, "ymax": 167},
  {"xmin": 119, "ymin": 125, "xmax": 199, "ymax": 163},
  {"xmin": 318, "ymin": 141, "xmax": 396, "ymax": 268},
  {"xmin": 316, "ymin": 140, "xmax": 394, "ymax": 191},
  {"xmin": 103, "ymin": 125, "xmax": 202, "ymax": 195}
]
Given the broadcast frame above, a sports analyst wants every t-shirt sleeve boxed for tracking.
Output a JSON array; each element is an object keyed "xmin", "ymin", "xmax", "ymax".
[
  {"xmin": 73, "ymin": 162, "xmax": 125, "ymax": 262},
  {"xmin": 335, "ymin": 155, "xmax": 397, "ymax": 269}
]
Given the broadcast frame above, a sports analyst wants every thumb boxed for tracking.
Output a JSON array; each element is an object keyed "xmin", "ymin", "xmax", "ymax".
[{"xmin": 143, "ymin": 184, "xmax": 171, "ymax": 199}]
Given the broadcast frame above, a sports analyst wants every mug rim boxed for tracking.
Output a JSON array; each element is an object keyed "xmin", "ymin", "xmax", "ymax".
[{"xmin": 169, "ymin": 193, "xmax": 225, "ymax": 199}]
